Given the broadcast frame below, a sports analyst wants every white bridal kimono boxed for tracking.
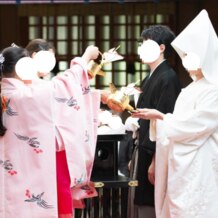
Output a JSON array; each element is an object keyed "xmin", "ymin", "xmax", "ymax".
[
  {"xmin": 0, "ymin": 57, "xmax": 100, "ymax": 218},
  {"xmin": 153, "ymin": 78, "xmax": 218, "ymax": 218}
]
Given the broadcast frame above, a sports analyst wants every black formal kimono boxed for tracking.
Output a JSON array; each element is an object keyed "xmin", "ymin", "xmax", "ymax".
[{"xmin": 134, "ymin": 60, "xmax": 181, "ymax": 206}]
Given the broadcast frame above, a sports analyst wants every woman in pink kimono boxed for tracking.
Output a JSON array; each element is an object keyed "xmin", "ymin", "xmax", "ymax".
[{"xmin": 0, "ymin": 44, "xmax": 101, "ymax": 218}]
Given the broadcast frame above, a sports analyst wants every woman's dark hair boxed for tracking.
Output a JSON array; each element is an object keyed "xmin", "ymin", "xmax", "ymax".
[
  {"xmin": 0, "ymin": 46, "xmax": 28, "ymax": 136},
  {"xmin": 0, "ymin": 97, "xmax": 6, "ymax": 136},
  {"xmin": 26, "ymin": 38, "xmax": 55, "ymax": 57},
  {"xmin": 141, "ymin": 25, "xmax": 175, "ymax": 59},
  {"xmin": 1, "ymin": 46, "xmax": 28, "ymax": 77}
]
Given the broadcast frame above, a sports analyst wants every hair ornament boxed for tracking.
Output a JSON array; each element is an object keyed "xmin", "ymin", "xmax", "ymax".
[
  {"xmin": 11, "ymin": 43, "xmax": 19, "ymax": 48},
  {"xmin": 0, "ymin": 54, "xmax": 5, "ymax": 64}
]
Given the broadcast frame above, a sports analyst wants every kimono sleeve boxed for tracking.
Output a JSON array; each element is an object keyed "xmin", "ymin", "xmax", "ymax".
[{"xmin": 158, "ymin": 87, "xmax": 218, "ymax": 147}]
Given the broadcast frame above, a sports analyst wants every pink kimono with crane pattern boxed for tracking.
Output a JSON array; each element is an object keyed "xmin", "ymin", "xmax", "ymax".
[{"xmin": 0, "ymin": 57, "xmax": 100, "ymax": 218}]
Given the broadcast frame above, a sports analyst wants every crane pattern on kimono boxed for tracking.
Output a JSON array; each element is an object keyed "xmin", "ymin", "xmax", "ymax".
[
  {"xmin": 73, "ymin": 174, "xmax": 85, "ymax": 186},
  {"xmin": 0, "ymin": 159, "xmax": 17, "ymax": 175},
  {"xmin": 82, "ymin": 85, "xmax": 90, "ymax": 95},
  {"xmin": 14, "ymin": 133, "xmax": 43, "ymax": 153},
  {"xmin": 25, "ymin": 190, "xmax": 53, "ymax": 209},
  {"xmin": 80, "ymin": 184, "xmax": 96, "ymax": 196},
  {"xmin": 55, "ymin": 96, "xmax": 80, "ymax": 110},
  {"xmin": 1, "ymin": 96, "xmax": 18, "ymax": 116}
]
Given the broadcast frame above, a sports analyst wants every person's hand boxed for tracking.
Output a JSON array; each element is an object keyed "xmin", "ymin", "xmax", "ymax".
[
  {"xmin": 148, "ymin": 156, "xmax": 155, "ymax": 185},
  {"xmin": 128, "ymin": 160, "xmax": 132, "ymax": 171},
  {"xmin": 107, "ymin": 100, "xmax": 125, "ymax": 113},
  {"xmin": 82, "ymin": 45, "xmax": 99, "ymax": 64},
  {"xmin": 100, "ymin": 90, "xmax": 110, "ymax": 104},
  {"xmin": 131, "ymin": 108, "xmax": 164, "ymax": 120}
]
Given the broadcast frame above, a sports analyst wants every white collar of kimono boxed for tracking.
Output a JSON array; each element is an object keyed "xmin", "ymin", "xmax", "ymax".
[
  {"xmin": 149, "ymin": 59, "xmax": 166, "ymax": 77},
  {"xmin": 171, "ymin": 9, "xmax": 218, "ymax": 85}
]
